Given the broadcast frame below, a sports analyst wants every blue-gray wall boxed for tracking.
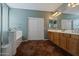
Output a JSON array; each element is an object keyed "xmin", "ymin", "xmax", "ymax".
[{"xmin": 9, "ymin": 8, "xmax": 51, "ymax": 40}]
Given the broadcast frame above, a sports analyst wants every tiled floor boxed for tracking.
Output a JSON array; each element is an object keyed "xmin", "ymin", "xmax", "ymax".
[{"xmin": 15, "ymin": 40, "xmax": 71, "ymax": 56}]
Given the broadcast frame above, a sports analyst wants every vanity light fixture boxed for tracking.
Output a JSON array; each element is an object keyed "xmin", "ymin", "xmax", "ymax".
[
  {"xmin": 52, "ymin": 12, "xmax": 58, "ymax": 16},
  {"xmin": 49, "ymin": 11, "xmax": 62, "ymax": 19},
  {"xmin": 52, "ymin": 11, "xmax": 62, "ymax": 17},
  {"xmin": 55, "ymin": 12, "xmax": 62, "ymax": 16},
  {"xmin": 68, "ymin": 3, "xmax": 79, "ymax": 8}
]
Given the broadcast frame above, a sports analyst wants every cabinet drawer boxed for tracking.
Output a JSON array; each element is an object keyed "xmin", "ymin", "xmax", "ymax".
[
  {"xmin": 54, "ymin": 32, "xmax": 60, "ymax": 38},
  {"xmin": 71, "ymin": 34, "xmax": 79, "ymax": 39},
  {"xmin": 63, "ymin": 33, "xmax": 71, "ymax": 38}
]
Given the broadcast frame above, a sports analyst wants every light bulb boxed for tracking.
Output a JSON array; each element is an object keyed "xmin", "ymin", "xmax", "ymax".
[
  {"xmin": 55, "ymin": 12, "xmax": 62, "ymax": 16},
  {"xmin": 68, "ymin": 3, "xmax": 71, "ymax": 7},
  {"xmin": 52, "ymin": 12, "xmax": 58, "ymax": 16}
]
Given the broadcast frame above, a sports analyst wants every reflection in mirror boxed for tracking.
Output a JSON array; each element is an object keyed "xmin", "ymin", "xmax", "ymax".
[
  {"xmin": 49, "ymin": 20, "xmax": 58, "ymax": 29},
  {"xmin": 61, "ymin": 19, "xmax": 72, "ymax": 30},
  {"xmin": 73, "ymin": 19, "xmax": 79, "ymax": 33}
]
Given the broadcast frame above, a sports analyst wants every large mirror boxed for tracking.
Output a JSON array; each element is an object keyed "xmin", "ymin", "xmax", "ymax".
[{"xmin": 48, "ymin": 13, "xmax": 79, "ymax": 31}]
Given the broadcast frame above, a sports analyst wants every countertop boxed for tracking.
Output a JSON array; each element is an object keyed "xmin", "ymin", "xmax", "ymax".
[{"xmin": 48, "ymin": 29, "xmax": 79, "ymax": 35}]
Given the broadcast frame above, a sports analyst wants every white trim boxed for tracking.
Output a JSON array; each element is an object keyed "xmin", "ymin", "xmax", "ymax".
[
  {"xmin": 22, "ymin": 40, "xmax": 28, "ymax": 42},
  {"xmin": 22, "ymin": 39, "xmax": 49, "ymax": 42}
]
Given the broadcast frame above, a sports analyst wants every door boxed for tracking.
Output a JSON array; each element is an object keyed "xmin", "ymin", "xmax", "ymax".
[{"xmin": 28, "ymin": 17, "xmax": 44, "ymax": 40}]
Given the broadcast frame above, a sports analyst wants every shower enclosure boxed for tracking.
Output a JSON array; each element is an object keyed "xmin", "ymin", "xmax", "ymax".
[
  {"xmin": 0, "ymin": 3, "xmax": 1, "ymax": 56},
  {"xmin": 0, "ymin": 3, "xmax": 9, "ymax": 56}
]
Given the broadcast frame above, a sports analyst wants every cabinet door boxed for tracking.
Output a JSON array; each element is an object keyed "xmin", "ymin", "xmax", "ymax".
[
  {"xmin": 50, "ymin": 32, "xmax": 54, "ymax": 42},
  {"xmin": 67, "ymin": 34, "xmax": 79, "ymax": 56},
  {"xmin": 67, "ymin": 38, "xmax": 78, "ymax": 55},
  {"xmin": 48, "ymin": 32, "xmax": 52, "ymax": 40},
  {"xmin": 60, "ymin": 33, "xmax": 71, "ymax": 50},
  {"xmin": 59, "ymin": 33, "xmax": 67, "ymax": 50},
  {"xmin": 53, "ymin": 32, "xmax": 60, "ymax": 45}
]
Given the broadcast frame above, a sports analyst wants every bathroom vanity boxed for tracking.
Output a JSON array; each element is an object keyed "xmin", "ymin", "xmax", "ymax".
[{"xmin": 48, "ymin": 29, "xmax": 79, "ymax": 56}]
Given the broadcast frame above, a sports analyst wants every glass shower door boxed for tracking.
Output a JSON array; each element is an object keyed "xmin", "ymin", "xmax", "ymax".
[
  {"xmin": 1, "ymin": 4, "xmax": 9, "ymax": 56},
  {"xmin": 0, "ymin": 3, "xmax": 9, "ymax": 56},
  {"xmin": 0, "ymin": 3, "xmax": 2, "ymax": 56}
]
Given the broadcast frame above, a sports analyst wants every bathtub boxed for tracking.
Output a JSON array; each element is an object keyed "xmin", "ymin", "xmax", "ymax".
[{"xmin": 1, "ymin": 30, "xmax": 22, "ymax": 56}]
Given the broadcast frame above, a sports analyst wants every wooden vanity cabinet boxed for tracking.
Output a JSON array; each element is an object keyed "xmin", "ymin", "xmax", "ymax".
[{"xmin": 48, "ymin": 31, "xmax": 79, "ymax": 55}]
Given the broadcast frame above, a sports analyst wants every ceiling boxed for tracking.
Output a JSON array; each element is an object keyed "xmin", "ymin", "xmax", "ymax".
[
  {"xmin": 62, "ymin": 6, "xmax": 79, "ymax": 15},
  {"xmin": 57, "ymin": 3, "xmax": 79, "ymax": 15},
  {"xmin": 7, "ymin": 3, "xmax": 79, "ymax": 15},
  {"xmin": 7, "ymin": 3, "xmax": 62, "ymax": 12}
]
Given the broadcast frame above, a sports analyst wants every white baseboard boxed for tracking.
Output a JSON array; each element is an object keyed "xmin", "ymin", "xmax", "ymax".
[
  {"xmin": 22, "ymin": 40, "xmax": 28, "ymax": 42},
  {"xmin": 22, "ymin": 39, "xmax": 48, "ymax": 42},
  {"xmin": 44, "ymin": 39, "xmax": 49, "ymax": 40}
]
